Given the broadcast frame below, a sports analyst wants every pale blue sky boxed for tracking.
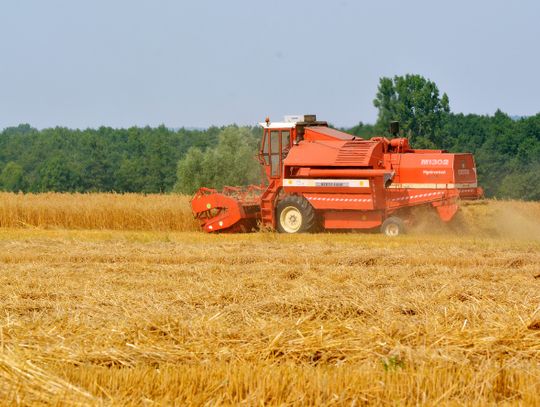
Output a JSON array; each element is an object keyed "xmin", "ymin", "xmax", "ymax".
[{"xmin": 1, "ymin": 0, "xmax": 538, "ymax": 129}]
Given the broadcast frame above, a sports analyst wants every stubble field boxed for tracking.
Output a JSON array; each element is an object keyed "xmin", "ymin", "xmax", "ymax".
[{"xmin": 0, "ymin": 193, "xmax": 539, "ymax": 405}]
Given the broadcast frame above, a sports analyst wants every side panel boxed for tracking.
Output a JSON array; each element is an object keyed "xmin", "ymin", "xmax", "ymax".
[
  {"xmin": 388, "ymin": 152, "xmax": 478, "ymax": 189},
  {"xmin": 453, "ymin": 154, "xmax": 477, "ymax": 185},
  {"xmin": 385, "ymin": 152, "xmax": 481, "ymax": 199},
  {"xmin": 323, "ymin": 210, "xmax": 383, "ymax": 229},
  {"xmin": 385, "ymin": 189, "xmax": 448, "ymax": 208},
  {"xmin": 303, "ymin": 193, "xmax": 375, "ymax": 210},
  {"xmin": 391, "ymin": 153, "xmax": 455, "ymax": 186}
]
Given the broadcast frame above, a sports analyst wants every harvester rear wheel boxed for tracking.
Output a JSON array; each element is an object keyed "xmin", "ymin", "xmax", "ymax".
[
  {"xmin": 276, "ymin": 195, "xmax": 317, "ymax": 233},
  {"xmin": 381, "ymin": 217, "xmax": 405, "ymax": 237}
]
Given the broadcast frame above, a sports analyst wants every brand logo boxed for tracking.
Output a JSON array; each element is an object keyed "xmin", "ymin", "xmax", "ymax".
[
  {"xmin": 315, "ymin": 181, "xmax": 348, "ymax": 187},
  {"xmin": 421, "ymin": 159, "xmax": 449, "ymax": 166}
]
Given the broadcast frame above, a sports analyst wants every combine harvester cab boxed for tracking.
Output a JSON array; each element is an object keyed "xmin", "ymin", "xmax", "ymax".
[{"xmin": 190, "ymin": 115, "xmax": 482, "ymax": 235}]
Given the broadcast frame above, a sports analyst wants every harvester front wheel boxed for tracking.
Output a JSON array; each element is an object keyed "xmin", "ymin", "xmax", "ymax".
[
  {"xmin": 381, "ymin": 217, "xmax": 405, "ymax": 237},
  {"xmin": 276, "ymin": 195, "xmax": 317, "ymax": 233}
]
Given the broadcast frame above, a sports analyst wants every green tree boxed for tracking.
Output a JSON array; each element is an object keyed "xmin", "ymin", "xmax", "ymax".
[
  {"xmin": 0, "ymin": 162, "xmax": 25, "ymax": 191},
  {"xmin": 211, "ymin": 126, "xmax": 260, "ymax": 188},
  {"xmin": 116, "ymin": 158, "xmax": 146, "ymax": 192},
  {"xmin": 345, "ymin": 122, "xmax": 377, "ymax": 139},
  {"xmin": 79, "ymin": 130, "xmax": 114, "ymax": 191},
  {"xmin": 174, "ymin": 126, "xmax": 261, "ymax": 194},
  {"xmin": 39, "ymin": 156, "xmax": 81, "ymax": 192},
  {"xmin": 373, "ymin": 74, "xmax": 450, "ymax": 147},
  {"xmin": 498, "ymin": 163, "xmax": 540, "ymax": 201},
  {"xmin": 174, "ymin": 147, "xmax": 207, "ymax": 194}
]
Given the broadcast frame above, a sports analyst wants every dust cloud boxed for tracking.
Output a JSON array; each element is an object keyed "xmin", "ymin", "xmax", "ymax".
[{"xmin": 409, "ymin": 200, "xmax": 540, "ymax": 241}]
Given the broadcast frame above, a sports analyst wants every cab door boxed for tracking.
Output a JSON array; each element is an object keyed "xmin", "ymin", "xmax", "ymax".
[{"xmin": 261, "ymin": 129, "xmax": 290, "ymax": 179}]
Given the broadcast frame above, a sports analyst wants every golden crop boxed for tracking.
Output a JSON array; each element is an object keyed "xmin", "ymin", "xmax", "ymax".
[
  {"xmin": 0, "ymin": 192, "xmax": 199, "ymax": 231},
  {"xmin": 0, "ymin": 194, "xmax": 538, "ymax": 405}
]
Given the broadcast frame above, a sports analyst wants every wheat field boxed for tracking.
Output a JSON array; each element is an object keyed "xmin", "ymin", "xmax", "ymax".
[
  {"xmin": 0, "ymin": 194, "xmax": 539, "ymax": 405},
  {"xmin": 0, "ymin": 193, "xmax": 198, "ymax": 231}
]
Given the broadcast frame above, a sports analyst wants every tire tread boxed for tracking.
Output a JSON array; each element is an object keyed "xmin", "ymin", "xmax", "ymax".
[{"xmin": 276, "ymin": 195, "xmax": 317, "ymax": 233}]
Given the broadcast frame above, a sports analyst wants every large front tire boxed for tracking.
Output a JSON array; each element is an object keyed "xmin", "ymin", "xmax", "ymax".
[{"xmin": 276, "ymin": 195, "xmax": 317, "ymax": 233}]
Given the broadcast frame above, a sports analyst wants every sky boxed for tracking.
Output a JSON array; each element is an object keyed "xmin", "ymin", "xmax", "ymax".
[{"xmin": 0, "ymin": 0, "xmax": 539, "ymax": 129}]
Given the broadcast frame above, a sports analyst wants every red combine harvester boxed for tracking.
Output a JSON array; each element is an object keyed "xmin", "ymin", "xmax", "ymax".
[{"xmin": 190, "ymin": 115, "xmax": 483, "ymax": 236}]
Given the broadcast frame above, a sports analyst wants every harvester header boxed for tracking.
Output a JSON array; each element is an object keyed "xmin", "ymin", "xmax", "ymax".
[{"xmin": 191, "ymin": 115, "xmax": 483, "ymax": 236}]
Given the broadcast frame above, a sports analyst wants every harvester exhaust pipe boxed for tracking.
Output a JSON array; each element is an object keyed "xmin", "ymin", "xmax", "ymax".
[{"xmin": 389, "ymin": 121, "xmax": 400, "ymax": 136}]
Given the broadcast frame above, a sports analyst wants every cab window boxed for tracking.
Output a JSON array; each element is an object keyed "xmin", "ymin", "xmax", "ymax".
[
  {"xmin": 261, "ymin": 130, "xmax": 270, "ymax": 164},
  {"xmin": 281, "ymin": 130, "xmax": 290, "ymax": 151},
  {"xmin": 270, "ymin": 131, "xmax": 280, "ymax": 177}
]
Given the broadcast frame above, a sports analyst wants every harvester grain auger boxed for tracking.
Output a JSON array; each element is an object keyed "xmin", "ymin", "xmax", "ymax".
[{"xmin": 191, "ymin": 115, "xmax": 483, "ymax": 236}]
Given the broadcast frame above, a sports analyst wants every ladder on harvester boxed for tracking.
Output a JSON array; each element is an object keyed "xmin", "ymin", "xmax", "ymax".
[{"xmin": 259, "ymin": 180, "xmax": 279, "ymax": 229}]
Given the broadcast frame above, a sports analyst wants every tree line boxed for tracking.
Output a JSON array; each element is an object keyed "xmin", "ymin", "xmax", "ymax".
[
  {"xmin": 0, "ymin": 74, "xmax": 538, "ymax": 200},
  {"xmin": 0, "ymin": 124, "xmax": 259, "ymax": 194}
]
